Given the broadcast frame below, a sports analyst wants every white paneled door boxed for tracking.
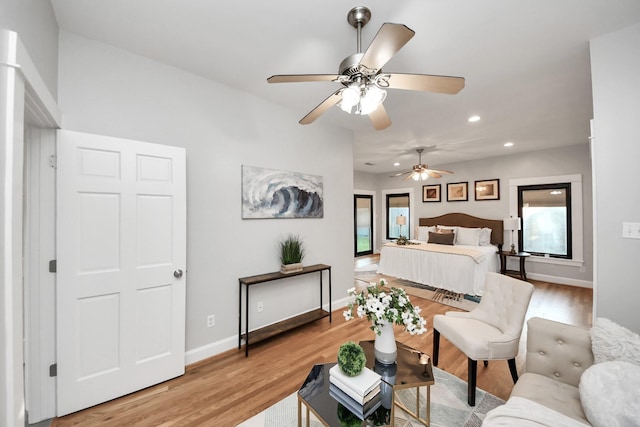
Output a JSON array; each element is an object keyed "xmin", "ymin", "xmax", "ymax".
[{"xmin": 56, "ymin": 130, "xmax": 186, "ymax": 416}]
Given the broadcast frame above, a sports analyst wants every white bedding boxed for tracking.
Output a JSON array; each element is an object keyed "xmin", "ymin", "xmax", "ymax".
[{"xmin": 377, "ymin": 242, "xmax": 498, "ymax": 296}]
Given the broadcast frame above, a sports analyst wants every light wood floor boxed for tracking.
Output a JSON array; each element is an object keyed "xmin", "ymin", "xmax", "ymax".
[{"xmin": 52, "ymin": 255, "xmax": 592, "ymax": 427}]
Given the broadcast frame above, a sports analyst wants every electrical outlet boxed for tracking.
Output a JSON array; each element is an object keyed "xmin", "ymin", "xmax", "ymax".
[
  {"xmin": 257, "ymin": 301, "xmax": 264, "ymax": 312},
  {"xmin": 622, "ymin": 222, "xmax": 640, "ymax": 239},
  {"xmin": 207, "ymin": 314, "xmax": 215, "ymax": 328}
]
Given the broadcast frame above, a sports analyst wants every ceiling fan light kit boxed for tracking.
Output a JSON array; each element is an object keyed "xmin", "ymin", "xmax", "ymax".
[{"xmin": 267, "ymin": 6, "xmax": 465, "ymax": 130}]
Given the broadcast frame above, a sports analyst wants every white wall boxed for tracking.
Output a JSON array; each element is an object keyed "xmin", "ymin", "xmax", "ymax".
[
  {"xmin": 590, "ymin": 22, "xmax": 640, "ymax": 333},
  {"xmin": 1, "ymin": 29, "xmax": 27, "ymax": 427},
  {"xmin": 58, "ymin": 31, "xmax": 355, "ymax": 358},
  {"xmin": 0, "ymin": 0, "xmax": 59, "ymax": 99},
  {"xmin": 356, "ymin": 143, "xmax": 593, "ymax": 286}
]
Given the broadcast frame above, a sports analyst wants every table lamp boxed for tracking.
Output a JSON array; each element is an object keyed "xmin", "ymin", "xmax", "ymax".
[
  {"xmin": 503, "ymin": 217, "xmax": 521, "ymax": 255},
  {"xmin": 396, "ymin": 215, "xmax": 407, "ymax": 238}
]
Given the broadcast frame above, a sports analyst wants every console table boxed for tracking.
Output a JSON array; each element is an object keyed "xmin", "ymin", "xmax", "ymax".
[{"xmin": 238, "ymin": 264, "xmax": 332, "ymax": 357}]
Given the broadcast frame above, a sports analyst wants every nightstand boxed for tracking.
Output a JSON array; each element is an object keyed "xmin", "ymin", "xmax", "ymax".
[{"xmin": 498, "ymin": 251, "xmax": 531, "ymax": 281}]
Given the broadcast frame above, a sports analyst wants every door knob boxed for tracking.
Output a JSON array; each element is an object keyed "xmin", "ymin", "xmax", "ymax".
[{"xmin": 173, "ymin": 269, "xmax": 183, "ymax": 278}]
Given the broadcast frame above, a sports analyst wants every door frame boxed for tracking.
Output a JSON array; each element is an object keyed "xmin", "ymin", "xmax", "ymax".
[
  {"xmin": 24, "ymin": 128, "xmax": 58, "ymax": 422},
  {"xmin": 1, "ymin": 29, "xmax": 61, "ymax": 426}
]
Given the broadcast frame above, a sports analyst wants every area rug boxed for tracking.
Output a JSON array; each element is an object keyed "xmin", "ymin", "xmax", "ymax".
[
  {"xmin": 237, "ymin": 367, "xmax": 504, "ymax": 427},
  {"xmin": 354, "ymin": 264, "xmax": 479, "ymax": 312}
]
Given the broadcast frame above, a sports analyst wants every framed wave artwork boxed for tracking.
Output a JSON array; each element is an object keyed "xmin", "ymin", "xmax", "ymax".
[{"xmin": 241, "ymin": 165, "xmax": 324, "ymax": 219}]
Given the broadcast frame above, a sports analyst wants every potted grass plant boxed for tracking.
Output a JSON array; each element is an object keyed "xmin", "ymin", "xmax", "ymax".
[{"xmin": 279, "ymin": 234, "xmax": 305, "ymax": 274}]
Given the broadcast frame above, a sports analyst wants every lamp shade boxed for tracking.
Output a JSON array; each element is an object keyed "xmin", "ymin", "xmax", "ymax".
[
  {"xmin": 503, "ymin": 217, "xmax": 521, "ymax": 231},
  {"xmin": 396, "ymin": 215, "xmax": 407, "ymax": 226},
  {"xmin": 359, "ymin": 86, "xmax": 387, "ymax": 115}
]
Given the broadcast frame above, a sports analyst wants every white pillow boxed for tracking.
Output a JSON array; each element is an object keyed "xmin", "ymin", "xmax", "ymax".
[
  {"xmin": 479, "ymin": 227, "xmax": 492, "ymax": 246},
  {"xmin": 456, "ymin": 227, "xmax": 481, "ymax": 246},
  {"xmin": 417, "ymin": 226, "xmax": 436, "ymax": 242},
  {"xmin": 590, "ymin": 317, "xmax": 640, "ymax": 365},
  {"xmin": 579, "ymin": 361, "xmax": 640, "ymax": 427}
]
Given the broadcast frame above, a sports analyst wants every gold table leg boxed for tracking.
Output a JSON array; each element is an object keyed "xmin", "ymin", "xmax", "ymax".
[
  {"xmin": 393, "ymin": 385, "xmax": 430, "ymax": 426},
  {"xmin": 297, "ymin": 395, "xmax": 311, "ymax": 427}
]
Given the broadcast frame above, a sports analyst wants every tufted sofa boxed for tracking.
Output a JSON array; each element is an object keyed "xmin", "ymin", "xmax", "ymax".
[{"xmin": 483, "ymin": 317, "xmax": 640, "ymax": 426}]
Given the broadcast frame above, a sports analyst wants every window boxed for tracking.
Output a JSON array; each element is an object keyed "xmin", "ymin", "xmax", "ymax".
[
  {"xmin": 518, "ymin": 183, "xmax": 572, "ymax": 258},
  {"xmin": 386, "ymin": 193, "xmax": 410, "ymax": 240},
  {"xmin": 354, "ymin": 194, "xmax": 373, "ymax": 256}
]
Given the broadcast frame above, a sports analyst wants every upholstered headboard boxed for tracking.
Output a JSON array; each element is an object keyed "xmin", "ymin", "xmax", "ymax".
[{"xmin": 419, "ymin": 213, "xmax": 504, "ymax": 248}]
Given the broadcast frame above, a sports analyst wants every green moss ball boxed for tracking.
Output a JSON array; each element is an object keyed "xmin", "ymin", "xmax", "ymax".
[
  {"xmin": 337, "ymin": 403, "xmax": 361, "ymax": 427},
  {"xmin": 337, "ymin": 341, "xmax": 367, "ymax": 377}
]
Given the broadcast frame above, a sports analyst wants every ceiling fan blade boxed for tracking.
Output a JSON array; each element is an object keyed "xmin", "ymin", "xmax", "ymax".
[
  {"xmin": 267, "ymin": 74, "xmax": 340, "ymax": 83},
  {"xmin": 384, "ymin": 73, "xmax": 465, "ymax": 94},
  {"xmin": 428, "ymin": 172, "xmax": 442, "ymax": 179},
  {"xmin": 402, "ymin": 172, "xmax": 417, "ymax": 181},
  {"xmin": 389, "ymin": 170, "xmax": 412, "ymax": 178},
  {"xmin": 369, "ymin": 103, "xmax": 392, "ymax": 130},
  {"xmin": 359, "ymin": 23, "xmax": 415, "ymax": 72},
  {"xmin": 299, "ymin": 90, "xmax": 343, "ymax": 125},
  {"xmin": 428, "ymin": 168, "xmax": 454, "ymax": 175}
]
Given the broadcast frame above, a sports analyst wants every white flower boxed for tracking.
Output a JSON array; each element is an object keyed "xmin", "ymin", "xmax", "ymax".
[{"xmin": 343, "ymin": 279, "xmax": 427, "ymax": 336}]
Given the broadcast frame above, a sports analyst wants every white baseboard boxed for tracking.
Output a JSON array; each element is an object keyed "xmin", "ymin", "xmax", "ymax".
[
  {"xmin": 185, "ymin": 298, "xmax": 352, "ymax": 366},
  {"xmin": 331, "ymin": 297, "xmax": 351, "ymax": 310},
  {"xmin": 185, "ymin": 335, "xmax": 239, "ymax": 366},
  {"xmin": 527, "ymin": 272, "xmax": 593, "ymax": 288}
]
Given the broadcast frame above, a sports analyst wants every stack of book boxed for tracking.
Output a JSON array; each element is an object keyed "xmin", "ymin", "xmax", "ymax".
[{"xmin": 329, "ymin": 365, "xmax": 382, "ymax": 419}]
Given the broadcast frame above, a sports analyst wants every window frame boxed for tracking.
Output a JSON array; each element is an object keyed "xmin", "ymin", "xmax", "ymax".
[
  {"xmin": 517, "ymin": 182, "xmax": 572, "ymax": 259},
  {"xmin": 381, "ymin": 188, "xmax": 415, "ymax": 242},
  {"xmin": 385, "ymin": 193, "xmax": 410, "ymax": 240},
  {"xmin": 509, "ymin": 174, "xmax": 584, "ymax": 268},
  {"xmin": 354, "ymin": 193, "xmax": 374, "ymax": 256}
]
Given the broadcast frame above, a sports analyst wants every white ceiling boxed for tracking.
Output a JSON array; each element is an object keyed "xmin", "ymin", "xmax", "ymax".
[{"xmin": 50, "ymin": 0, "xmax": 640, "ymax": 174}]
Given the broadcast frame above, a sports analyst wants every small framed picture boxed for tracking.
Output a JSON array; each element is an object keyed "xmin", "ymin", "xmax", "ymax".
[
  {"xmin": 474, "ymin": 179, "xmax": 500, "ymax": 201},
  {"xmin": 447, "ymin": 182, "xmax": 468, "ymax": 202},
  {"xmin": 422, "ymin": 184, "xmax": 441, "ymax": 202}
]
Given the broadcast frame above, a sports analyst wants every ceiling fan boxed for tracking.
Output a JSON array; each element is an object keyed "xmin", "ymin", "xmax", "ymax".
[
  {"xmin": 267, "ymin": 6, "xmax": 465, "ymax": 130},
  {"xmin": 390, "ymin": 148, "xmax": 454, "ymax": 181}
]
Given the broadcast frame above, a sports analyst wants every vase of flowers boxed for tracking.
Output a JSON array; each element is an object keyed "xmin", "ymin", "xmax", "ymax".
[{"xmin": 343, "ymin": 279, "xmax": 427, "ymax": 364}]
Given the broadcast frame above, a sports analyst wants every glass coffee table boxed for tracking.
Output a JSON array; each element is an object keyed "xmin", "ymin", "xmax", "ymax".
[{"xmin": 297, "ymin": 340, "xmax": 434, "ymax": 427}]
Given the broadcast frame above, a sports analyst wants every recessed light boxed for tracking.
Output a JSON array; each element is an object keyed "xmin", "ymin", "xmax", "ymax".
[
  {"xmin": 504, "ymin": 142, "xmax": 514, "ymax": 147},
  {"xmin": 468, "ymin": 115, "xmax": 481, "ymax": 122},
  {"xmin": 393, "ymin": 162, "xmax": 400, "ymax": 166}
]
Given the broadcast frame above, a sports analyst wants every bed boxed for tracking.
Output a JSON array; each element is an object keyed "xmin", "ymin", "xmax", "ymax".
[{"xmin": 377, "ymin": 213, "xmax": 503, "ymax": 296}]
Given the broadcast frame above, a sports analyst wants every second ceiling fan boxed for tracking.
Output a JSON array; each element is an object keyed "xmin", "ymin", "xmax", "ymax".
[
  {"xmin": 267, "ymin": 6, "xmax": 465, "ymax": 130},
  {"xmin": 390, "ymin": 148, "xmax": 454, "ymax": 181}
]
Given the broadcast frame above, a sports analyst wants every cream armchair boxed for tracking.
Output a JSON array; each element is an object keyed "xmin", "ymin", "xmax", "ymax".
[{"xmin": 432, "ymin": 272, "xmax": 534, "ymax": 405}]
